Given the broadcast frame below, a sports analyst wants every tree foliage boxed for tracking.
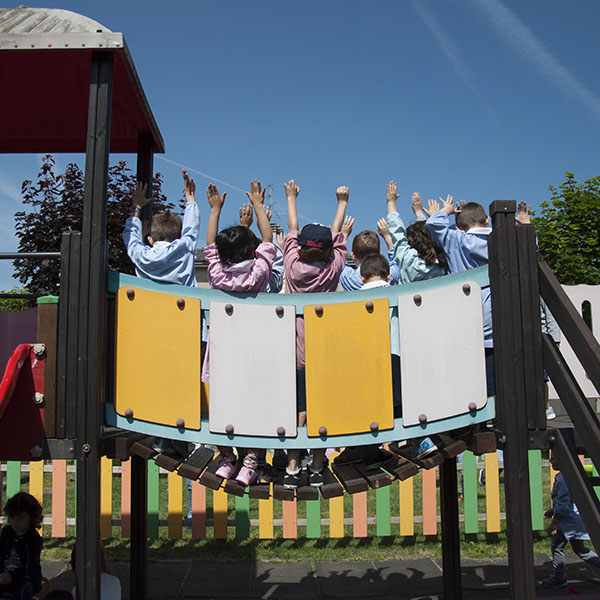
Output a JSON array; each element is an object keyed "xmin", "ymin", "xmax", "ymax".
[
  {"xmin": 14, "ymin": 155, "xmax": 176, "ymax": 296},
  {"xmin": 0, "ymin": 286, "xmax": 33, "ymax": 312},
  {"xmin": 533, "ymin": 172, "xmax": 600, "ymax": 285}
]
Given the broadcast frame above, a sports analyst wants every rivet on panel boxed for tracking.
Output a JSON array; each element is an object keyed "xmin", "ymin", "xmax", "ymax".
[
  {"xmin": 418, "ymin": 413, "xmax": 427, "ymax": 424},
  {"xmin": 124, "ymin": 408, "xmax": 134, "ymax": 419},
  {"xmin": 225, "ymin": 424, "xmax": 234, "ymax": 435},
  {"xmin": 126, "ymin": 288, "xmax": 135, "ymax": 301},
  {"xmin": 318, "ymin": 426, "xmax": 327, "ymax": 436},
  {"xmin": 82, "ymin": 443, "xmax": 91, "ymax": 454},
  {"xmin": 315, "ymin": 305, "xmax": 324, "ymax": 317},
  {"xmin": 277, "ymin": 426, "xmax": 286, "ymax": 437},
  {"xmin": 33, "ymin": 392, "xmax": 44, "ymax": 405},
  {"xmin": 365, "ymin": 301, "xmax": 374, "ymax": 313},
  {"xmin": 30, "ymin": 446, "xmax": 42, "ymax": 458},
  {"xmin": 33, "ymin": 343, "xmax": 45, "ymax": 356},
  {"xmin": 177, "ymin": 298, "xmax": 185, "ymax": 310},
  {"xmin": 225, "ymin": 303, "xmax": 234, "ymax": 315},
  {"xmin": 413, "ymin": 294, "xmax": 422, "ymax": 306},
  {"xmin": 468, "ymin": 402, "xmax": 477, "ymax": 412},
  {"xmin": 462, "ymin": 283, "xmax": 471, "ymax": 295},
  {"xmin": 370, "ymin": 422, "xmax": 379, "ymax": 432},
  {"xmin": 275, "ymin": 306, "xmax": 284, "ymax": 318},
  {"xmin": 176, "ymin": 418, "xmax": 185, "ymax": 429}
]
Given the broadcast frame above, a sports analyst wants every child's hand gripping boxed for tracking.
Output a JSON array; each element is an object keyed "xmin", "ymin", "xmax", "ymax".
[
  {"xmin": 132, "ymin": 182, "xmax": 152, "ymax": 211},
  {"xmin": 284, "ymin": 179, "xmax": 300, "ymax": 232},
  {"xmin": 377, "ymin": 218, "xmax": 393, "ymax": 250},
  {"xmin": 332, "ymin": 186, "xmax": 349, "ymax": 234},
  {"xmin": 247, "ymin": 180, "xmax": 272, "ymax": 243},
  {"xmin": 386, "ymin": 180, "xmax": 400, "ymax": 214},
  {"xmin": 341, "ymin": 216, "xmax": 354, "ymax": 239},
  {"xmin": 516, "ymin": 201, "xmax": 531, "ymax": 225},
  {"xmin": 239, "ymin": 203, "xmax": 254, "ymax": 228},
  {"xmin": 0, "ymin": 573, "xmax": 11, "ymax": 585},
  {"xmin": 206, "ymin": 184, "xmax": 227, "ymax": 245},
  {"xmin": 182, "ymin": 169, "xmax": 196, "ymax": 203},
  {"xmin": 411, "ymin": 192, "xmax": 429, "ymax": 219}
]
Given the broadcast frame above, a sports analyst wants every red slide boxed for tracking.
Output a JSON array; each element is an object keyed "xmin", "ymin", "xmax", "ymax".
[{"xmin": 0, "ymin": 344, "xmax": 45, "ymax": 460}]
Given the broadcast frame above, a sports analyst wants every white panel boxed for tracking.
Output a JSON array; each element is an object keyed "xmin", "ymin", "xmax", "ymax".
[
  {"xmin": 209, "ymin": 302, "xmax": 297, "ymax": 437},
  {"xmin": 398, "ymin": 282, "xmax": 487, "ymax": 426},
  {"xmin": 548, "ymin": 285, "xmax": 600, "ymax": 400}
]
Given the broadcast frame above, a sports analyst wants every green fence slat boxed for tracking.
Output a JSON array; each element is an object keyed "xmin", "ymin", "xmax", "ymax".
[
  {"xmin": 593, "ymin": 465, "xmax": 600, "ymax": 500},
  {"xmin": 463, "ymin": 451, "xmax": 478, "ymax": 534},
  {"xmin": 235, "ymin": 493, "xmax": 250, "ymax": 539},
  {"xmin": 376, "ymin": 485, "xmax": 391, "ymax": 536},
  {"xmin": 306, "ymin": 498, "xmax": 321, "ymax": 539},
  {"xmin": 6, "ymin": 462, "xmax": 21, "ymax": 498},
  {"xmin": 147, "ymin": 461, "xmax": 159, "ymax": 538},
  {"xmin": 528, "ymin": 450, "xmax": 543, "ymax": 530}
]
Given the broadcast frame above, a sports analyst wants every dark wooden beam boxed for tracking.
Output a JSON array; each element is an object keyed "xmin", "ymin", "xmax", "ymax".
[
  {"xmin": 440, "ymin": 458, "xmax": 462, "ymax": 599},
  {"xmin": 130, "ymin": 455, "xmax": 148, "ymax": 600}
]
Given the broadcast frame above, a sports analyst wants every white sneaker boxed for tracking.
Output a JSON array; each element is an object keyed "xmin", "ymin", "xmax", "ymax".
[{"xmin": 546, "ymin": 406, "xmax": 556, "ymax": 420}]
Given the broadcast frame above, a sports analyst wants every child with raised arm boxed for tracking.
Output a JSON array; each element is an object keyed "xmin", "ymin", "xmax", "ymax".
[
  {"xmin": 202, "ymin": 180, "xmax": 277, "ymax": 486},
  {"xmin": 0, "ymin": 493, "xmax": 43, "ymax": 600},
  {"xmin": 123, "ymin": 170, "xmax": 200, "ymax": 287},
  {"xmin": 542, "ymin": 453, "xmax": 600, "ymax": 586},
  {"xmin": 282, "ymin": 180, "xmax": 349, "ymax": 488}
]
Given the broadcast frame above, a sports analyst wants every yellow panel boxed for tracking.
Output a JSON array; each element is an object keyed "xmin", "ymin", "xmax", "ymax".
[
  {"xmin": 485, "ymin": 452, "xmax": 500, "ymax": 533},
  {"xmin": 115, "ymin": 287, "xmax": 202, "ymax": 429},
  {"xmin": 304, "ymin": 299, "xmax": 393, "ymax": 436}
]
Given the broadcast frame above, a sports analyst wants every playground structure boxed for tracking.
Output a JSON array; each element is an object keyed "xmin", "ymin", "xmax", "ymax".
[{"xmin": 2, "ymin": 7, "xmax": 600, "ymax": 600}]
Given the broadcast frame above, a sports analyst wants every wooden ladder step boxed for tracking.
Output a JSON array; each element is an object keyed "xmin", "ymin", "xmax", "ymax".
[
  {"xmin": 331, "ymin": 462, "xmax": 369, "ymax": 494},
  {"xmin": 177, "ymin": 446, "xmax": 214, "ymax": 480},
  {"xmin": 320, "ymin": 466, "xmax": 344, "ymax": 499},
  {"xmin": 199, "ymin": 457, "xmax": 225, "ymax": 490}
]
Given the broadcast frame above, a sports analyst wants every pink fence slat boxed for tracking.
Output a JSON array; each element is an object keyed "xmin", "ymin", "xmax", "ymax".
[
  {"xmin": 51, "ymin": 460, "xmax": 67, "ymax": 537},
  {"xmin": 422, "ymin": 467, "xmax": 437, "ymax": 536},
  {"xmin": 191, "ymin": 480, "xmax": 206, "ymax": 539},
  {"xmin": 121, "ymin": 459, "xmax": 131, "ymax": 538},
  {"xmin": 282, "ymin": 497, "xmax": 297, "ymax": 539},
  {"xmin": 352, "ymin": 491, "xmax": 368, "ymax": 538}
]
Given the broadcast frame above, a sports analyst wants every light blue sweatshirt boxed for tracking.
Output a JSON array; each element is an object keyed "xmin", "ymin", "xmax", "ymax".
[{"xmin": 340, "ymin": 247, "xmax": 401, "ymax": 291}]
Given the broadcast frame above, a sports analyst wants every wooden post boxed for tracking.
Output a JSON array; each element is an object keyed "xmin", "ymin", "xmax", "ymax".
[
  {"xmin": 488, "ymin": 200, "xmax": 535, "ymax": 599},
  {"xmin": 74, "ymin": 50, "xmax": 113, "ymax": 600},
  {"xmin": 440, "ymin": 458, "xmax": 462, "ymax": 599}
]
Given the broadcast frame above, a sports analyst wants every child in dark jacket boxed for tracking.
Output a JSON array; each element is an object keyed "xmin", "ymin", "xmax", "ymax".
[{"xmin": 0, "ymin": 492, "xmax": 43, "ymax": 600}]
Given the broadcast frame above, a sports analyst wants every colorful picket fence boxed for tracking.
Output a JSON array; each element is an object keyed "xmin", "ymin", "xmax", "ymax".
[{"xmin": 0, "ymin": 451, "xmax": 561, "ymax": 540}]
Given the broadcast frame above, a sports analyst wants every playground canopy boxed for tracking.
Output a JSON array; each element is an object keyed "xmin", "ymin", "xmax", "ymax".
[{"xmin": 0, "ymin": 6, "xmax": 164, "ymax": 153}]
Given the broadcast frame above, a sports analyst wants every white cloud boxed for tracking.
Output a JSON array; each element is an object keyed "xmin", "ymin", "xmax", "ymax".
[
  {"xmin": 467, "ymin": 0, "xmax": 600, "ymax": 123},
  {"xmin": 410, "ymin": 0, "xmax": 500, "ymax": 125}
]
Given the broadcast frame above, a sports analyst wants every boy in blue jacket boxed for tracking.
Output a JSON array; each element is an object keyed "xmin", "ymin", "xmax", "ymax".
[{"xmin": 543, "ymin": 453, "xmax": 600, "ymax": 586}]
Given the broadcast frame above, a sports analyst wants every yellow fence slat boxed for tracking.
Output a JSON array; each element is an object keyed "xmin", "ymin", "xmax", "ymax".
[
  {"xmin": 485, "ymin": 452, "xmax": 501, "ymax": 533},
  {"xmin": 100, "ymin": 457, "xmax": 112, "ymax": 538},
  {"xmin": 259, "ymin": 494, "xmax": 274, "ymax": 539},
  {"xmin": 29, "ymin": 461, "xmax": 44, "ymax": 535},
  {"xmin": 399, "ymin": 478, "xmax": 414, "ymax": 536},
  {"xmin": 168, "ymin": 470, "xmax": 183, "ymax": 539},
  {"xmin": 329, "ymin": 495, "xmax": 344, "ymax": 538},
  {"xmin": 213, "ymin": 488, "xmax": 228, "ymax": 539},
  {"xmin": 121, "ymin": 459, "xmax": 131, "ymax": 538}
]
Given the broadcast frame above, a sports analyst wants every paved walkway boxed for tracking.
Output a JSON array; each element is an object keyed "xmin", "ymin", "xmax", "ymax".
[{"xmin": 43, "ymin": 554, "xmax": 600, "ymax": 599}]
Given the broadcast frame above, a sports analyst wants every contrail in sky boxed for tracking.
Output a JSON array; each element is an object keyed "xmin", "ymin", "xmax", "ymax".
[
  {"xmin": 467, "ymin": 0, "xmax": 600, "ymax": 124},
  {"xmin": 410, "ymin": 0, "xmax": 500, "ymax": 125}
]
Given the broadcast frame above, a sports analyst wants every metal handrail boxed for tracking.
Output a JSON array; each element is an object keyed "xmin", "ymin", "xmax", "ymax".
[{"xmin": 0, "ymin": 252, "xmax": 60, "ymax": 259}]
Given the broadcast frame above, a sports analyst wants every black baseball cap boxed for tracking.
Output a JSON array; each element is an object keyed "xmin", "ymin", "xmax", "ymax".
[{"xmin": 297, "ymin": 223, "xmax": 333, "ymax": 249}]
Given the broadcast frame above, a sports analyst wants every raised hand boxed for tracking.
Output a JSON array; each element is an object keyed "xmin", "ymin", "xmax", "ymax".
[
  {"xmin": 276, "ymin": 232, "xmax": 285, "ymax": 247},
  {"xmin": 206, "ymin": 184, "xmax": 226, "ymax": 209},
  {"xmin": 516, "ymin": 200, "xmax": 531, "ymax": 224},
  {"xmin": 182, "ymin": 169, "xmax": 196, "ymax": 203},
  {"xmin": 239, "ymin": 203, "xmax": 254, "ymax": 228},
  {"xmin": 265, "ymin": 205, "xmax": 273, "ymax": 222},
  {"xmin": 440, "ymin": 194, "xmax": 456, "ymax": 215},
  {"xmin": 377, "ymin": 218, "xmax": 393, "ymax": 249},
  {"xmin": 427, "ymin": 197, "xmax": 440, "ymax": 215},
  {"xmin": 132, "ymin": 181, "xmax": 152, "ymax": 209},
  {"xmin": 411, "ymin": 192, "xmax": 427, "ymax": 218},
  {"xmin": 336, "ymin": 185, "xmax": 349, "ymax": 203},
  {"xmin": 341, "ymin": 215, "xmax": 354, "ymax": 239},
  {"xmin": 386, "ymin": 181, "xmax": 400, "ymax": 213},
  {"xmin": 284, "ymin": 179, "xmax": 300, "ymax": 200},
  {"xmin": 246, "ymin": 179, "xmax": 266, "ymax": 205}
]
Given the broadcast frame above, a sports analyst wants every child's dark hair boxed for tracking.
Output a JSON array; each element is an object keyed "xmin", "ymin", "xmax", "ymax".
[
  {"xmin": 4, "ymin": 492, "xmax": 43, "ymax": 529},
  {"xmin": 406, "ymin": 222, "xmax": 448, "ymax": 269},
  {"xmin": 455, "ymin": 202, "xmax": 488, "ymax": 230},
  {"xmin": 360, "ymin": 253, "xmax": 389, "ymax": 281},
  {"xmin": 216, "ymin": 225, "xmax": 260, "ymax": 264},
  {"xmin": 298, "ymin": 246, "xmax": 332, "ymax": 263},
  {"xmin": 352, "ymin": 231, "xmax": 380, "ymax": 261},
  {"xmin": 150, "ymin": 211, "xmax": 182, "ymax": 242}
]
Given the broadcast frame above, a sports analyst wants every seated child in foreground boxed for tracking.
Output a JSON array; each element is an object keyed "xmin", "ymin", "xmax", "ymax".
[
  {"xmin": 0, "ymin": 493, "xmax": 43, "ymax": 600},
  {"xmin": 282, "ymin": 179, "xmax": 349, "ymax": 488},
  {"xmin": 202, "ymin": 180, "xmax": 277, "ymax": 486}
]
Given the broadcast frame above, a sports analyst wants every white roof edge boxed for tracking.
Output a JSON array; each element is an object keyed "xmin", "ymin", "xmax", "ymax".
[
  {"xmin": 0, "ymin": 31, "xmax": 124, "ymax": 50},
  {"xmin": 0, "ymin": 7, "xmax": 111, "ymax": 34}
]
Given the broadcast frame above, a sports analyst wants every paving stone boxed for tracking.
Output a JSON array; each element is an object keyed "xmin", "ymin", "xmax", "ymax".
[
  {"xmin": 181, "ymin": 562, "xmax": 254, "ymax": 598},
  {"xmin": 251, "ymin": 563, "xmax": 316, "ymax": 598},
  {"xmin": 315, "ymin": 561, "xmax": 389, "ymax": 597},
  {"xmin": 374, "ymin": 559, "xmax": 443, "ymax": 596}
]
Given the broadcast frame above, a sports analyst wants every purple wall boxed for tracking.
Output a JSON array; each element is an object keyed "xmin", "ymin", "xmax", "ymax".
[{"xmin": 0, "ymin": 308, "xmax": 37, "ymax": 373}]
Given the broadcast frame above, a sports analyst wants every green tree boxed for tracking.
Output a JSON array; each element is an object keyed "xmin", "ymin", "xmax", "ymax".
[
  {"xmin": 13, "ymin": 155, "xmax": 176, "ymax": 296},
  {"xmin": 0, "ymin": 286, "xmax": 33, "ymax": 312},
  {"xmin": 533, "ymin": 172, "xmax": 600, "ymax": 285}
]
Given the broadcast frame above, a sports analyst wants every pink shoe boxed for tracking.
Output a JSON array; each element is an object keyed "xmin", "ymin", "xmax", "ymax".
[
  {"xmin": 215, "ymin": 457, "xmax": 240, "ymax": 479},
  {"xmin": 236, "ymin": 454, "xmax": 258, "ymax": 486}
]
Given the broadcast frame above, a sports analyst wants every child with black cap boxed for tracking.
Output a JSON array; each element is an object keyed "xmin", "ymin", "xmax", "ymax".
[{"xmin": 282, "ymin": 179, "xmax": 350, "ymax": 487}]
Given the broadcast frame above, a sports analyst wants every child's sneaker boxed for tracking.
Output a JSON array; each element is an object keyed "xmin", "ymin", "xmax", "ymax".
[
  {"xmin": 542, "ymin": 574, "xmax": 567, "ymax": 586},
  {"xmin": 546, "ymin": 406, "xmax": 557, "ymax": 420},
  {"xmin": 215, "ymin": 456, "xmax": 240, "ymax": 479},
  {"xmin": 283, "ymin": 469, "xmax": 301, "ymax": 489},
  {"xmin": 478, "ymin": 468, "xmax": 486, "ymax": 486},
  {"xmin": 236, "ymin": 454, "xmax": 259, "ymax": 486},
  {"xmin": 333, "ymin": 447, "xmax": 363, "ymax": 466},
  {"xmin": 256, "ymin": 462, "xmax": 272, "ymax": 484},
  {"xmin": 309, "ymin": 467, "xmax": 324, "ymax": 487},
  {"xmin": 411, "ymin": 437, "xmax": 437, "ymax": 460}
]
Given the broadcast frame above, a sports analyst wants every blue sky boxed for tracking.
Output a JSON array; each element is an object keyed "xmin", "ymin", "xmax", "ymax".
[{"xmin": 2, "ymin": 0, "xmax": 600, "ymax": 290}]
